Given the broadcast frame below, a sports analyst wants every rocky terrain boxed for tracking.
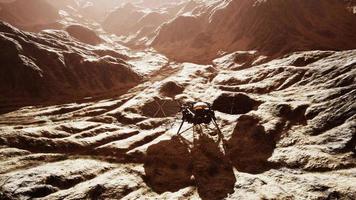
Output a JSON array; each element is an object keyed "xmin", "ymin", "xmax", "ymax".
[
  {"xmin": 0, "ymin": 21, "xmax": 141, "ymax": 107},
  {"xmin": 0, "ymin": 0, "xmax": 355, "ymax": 200},
  {"xmin": 152, "ymin": 0, "xmax": 356, "ymax": 63},
  {"xmin": 102, "ymin": 1, "xmax": 195, "ymax": 47},
  {"xmin": 0, "ymin": 0, "xmax": 61, "ymax": 31}
]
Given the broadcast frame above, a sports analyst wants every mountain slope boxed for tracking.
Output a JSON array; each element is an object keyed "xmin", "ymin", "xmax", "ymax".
[
  {"xmin": 102, "ymin": 1, "xmax": 197, "ymax": 47},
  {"xmin": 0, "ymin": 0, "xmax": 60, "ymax": 31},
  {"xmin": 152, "ymin": 0, "xmax": 356, "ymax": 63},
  {"xmin": 0, "ymin": 21, "xmax": 141, "ymax": 105}
]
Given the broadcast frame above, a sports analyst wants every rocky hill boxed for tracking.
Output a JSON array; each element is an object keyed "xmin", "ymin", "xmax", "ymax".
[
  {"xmin": 0, "ymin": 21, "xmax": 141, "ymax": 105},
  {"xmin": 152, "ymin": 0, "xmax": 356, "ymax": 63},
  {"xmin": 102, "ymin": 1, "xmax": 198, "ymax": 47},
  {"xmin": 0, "ymin": 0, "xmax": 61, "ymax": 31}
]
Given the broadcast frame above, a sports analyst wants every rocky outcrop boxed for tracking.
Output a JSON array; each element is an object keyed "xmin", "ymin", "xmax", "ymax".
[
  {"xmin": 65, "ymin": 25, "xmax": 103, "ymax": 45},
  {"xmin": 0, "ymin": 21, "xmax": 141, "ymax": 105},
  {"xmin": 152, "ymin": 0, "xmax": 356, "ymax": 63}
]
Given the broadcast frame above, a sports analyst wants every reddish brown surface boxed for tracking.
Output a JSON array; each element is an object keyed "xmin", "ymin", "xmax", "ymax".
[
  {"xmin": 0, "ymin": 1, "xmax": 355, "ymax": 199},
  {"xmin": 153, "ymin": 0, "xmax": 356, "ymax": 63}
]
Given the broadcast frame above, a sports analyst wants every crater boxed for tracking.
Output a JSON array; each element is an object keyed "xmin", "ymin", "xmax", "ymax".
[{"xmin": 212, "ymin": 93, "xmax": 261, "ymax": 115}]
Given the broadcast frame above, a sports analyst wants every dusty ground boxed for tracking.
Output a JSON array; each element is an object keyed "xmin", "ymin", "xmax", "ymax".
[{"xmin": 1, "ymin": 49, "xmax": 355, "ymax": 199}]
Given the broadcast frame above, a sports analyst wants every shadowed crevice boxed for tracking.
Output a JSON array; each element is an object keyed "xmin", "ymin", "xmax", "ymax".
[
  {"xmin": 144, "ymin": 134, "xmax": 236, "ymax": 200},
  {"xmin": 143, "ymin": 137, "xmax": 193, "ymax": 193},
  {"xmin": 212, "ymin": 93, "xmax": 261, "ymax": 115},
  {"xmin": 226, "ymin": 115, "xmax": 277, "ymax": 173},
  {"xmin": 191, "ymin": 134, "xmax": 236, "ymax": 200}
]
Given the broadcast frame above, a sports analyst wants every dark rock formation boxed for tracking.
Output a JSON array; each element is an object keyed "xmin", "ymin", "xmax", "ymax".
[
  {"xmin": 65, "ymin": 25, "xmax": 103, "ymax": 45},
  {"xmin": 144, "ymin": 137, "xmax": 193, "ymax": 193},
  {"xmin": 159, "ymin": 81, "xmax": 185, "ymax": 97},
  {"xmin": 212, "ymin": 93, "xmax": 261, "ymax": 115},
  {"xmin": 0, "ymin": 21, "xmax": 141, "ymax": 105}
]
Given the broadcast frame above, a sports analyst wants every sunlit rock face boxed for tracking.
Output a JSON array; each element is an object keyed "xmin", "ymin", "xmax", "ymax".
[
  {"xmin": 0, "ymin": 21, "xmax": 141, "ymax": 104},
  {"xmin": 47, "ymin": 0, "xmax": 127, "ymax": 22},
  {"xmin": 0, "ymin": 0, "xmax": 132, "ymax": 31},
  {"xmin": 102, "ymin": 0, "xmax": 198, "ymax": 47},
  {"xmin": 152, "ymin": 0, "xmax": 356, "ymax": 63},
  {"xmin": 103, "ymin": 3, "xmax": 149, "ymax": 36},
  {"xmin": 0, "ymin": 0, "xmax": 61, "ymax": 31},
  {"xmin": 137, "ymin": 0, "xmax": 187, "ymax": 8}
]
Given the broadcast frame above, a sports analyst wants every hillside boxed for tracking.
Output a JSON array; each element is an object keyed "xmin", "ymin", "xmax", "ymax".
[
  {"xmin": 152, "ymin": 0, "xmax": 356, "ymax": 63},
  {"xmin": 0, "ymin": 21, "xmax": 141, "ymax": 105},
  {"xmin": 0, "ymin": 0, "xmax": 60, "ymax": 31}
]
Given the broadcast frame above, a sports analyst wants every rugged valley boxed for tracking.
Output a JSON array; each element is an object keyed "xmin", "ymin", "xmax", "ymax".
[{"xmin": 0, "ymin": 0, "xmax": 355, "ymax": 199}]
